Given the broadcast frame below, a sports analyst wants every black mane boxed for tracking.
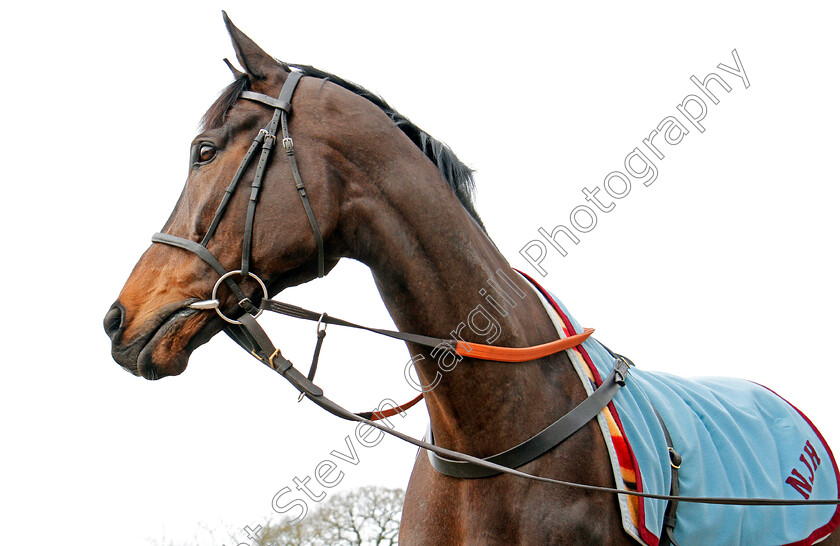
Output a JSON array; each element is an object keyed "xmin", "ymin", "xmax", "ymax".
[{"xmin": 201, "ymin": 63, "xmax": 484, "ymax": 230}]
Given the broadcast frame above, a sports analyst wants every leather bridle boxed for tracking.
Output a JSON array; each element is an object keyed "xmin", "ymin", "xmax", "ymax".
[
  {"xmin": 148, "ymin": 70, "xmax": 840, "ymax": 513},
  {"xmin": 153, "ymin": 70, "xmax": 323, "ymax": 324}
]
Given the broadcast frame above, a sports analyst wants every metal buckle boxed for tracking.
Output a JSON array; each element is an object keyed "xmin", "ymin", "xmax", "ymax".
[
  {"xmin": 210, "ymin": 270, "xmax": 269, "ymax": 325},
  {"xmin": 613, "ymin": 358, "xmax": 630, "ymax": 387},
  {"xmin": 668, "ymin": 447, "xmax": 682, "ymax": 469},
  {"xmin": 269, "ymin": 349, "xmax": 292, "ymax": 374},
  {"xmin": 256, "ymin": 129, "xmax": 277, "ymax": 148},
  {"xmin": 268, "ymin": 348, "xmax": 283, "ymax": 370},
  {"xmin": 282, "ymin": 137, "xmax": 294, "ymax": 152}
]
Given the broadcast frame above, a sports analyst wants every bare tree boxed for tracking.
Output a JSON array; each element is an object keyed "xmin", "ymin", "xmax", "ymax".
[
  {"xmin": 259, "ymin": 486, "xmax": 403, "ymax": 546},
  {"xmin": 258, "ymin": 518, "xmax": 313, "ymax": 546}
]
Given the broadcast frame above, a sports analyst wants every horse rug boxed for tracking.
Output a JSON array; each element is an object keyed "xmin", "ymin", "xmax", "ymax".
[{"xmin": 519, "ymin": 274, "xmax": 840, "ymax": 545}]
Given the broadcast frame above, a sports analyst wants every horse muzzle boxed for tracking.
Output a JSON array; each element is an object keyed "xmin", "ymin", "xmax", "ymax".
[{"xmin": 103, "ymin": 299, "xmax": 215, "ymax": 380}]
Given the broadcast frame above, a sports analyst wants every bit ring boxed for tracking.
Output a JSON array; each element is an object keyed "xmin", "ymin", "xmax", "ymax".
[{"xmin": 211, "ymin": 270, "xmax": 268, "ymax": 325}]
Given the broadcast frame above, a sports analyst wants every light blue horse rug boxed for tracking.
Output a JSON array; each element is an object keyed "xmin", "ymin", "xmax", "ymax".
[{"xmin": 519, "ymin": 272, "xmax": 840, "ymax": 545}]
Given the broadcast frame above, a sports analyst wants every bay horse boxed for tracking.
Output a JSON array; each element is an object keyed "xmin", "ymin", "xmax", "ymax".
[{"xmin": 104, "ymin": 14, "xmax": 839, "ymax": 545}]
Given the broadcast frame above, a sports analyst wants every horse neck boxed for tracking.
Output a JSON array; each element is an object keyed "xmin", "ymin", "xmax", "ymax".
[{"xmin": 345, "ymin": 158, "xmax": 583, "ymax": 456}]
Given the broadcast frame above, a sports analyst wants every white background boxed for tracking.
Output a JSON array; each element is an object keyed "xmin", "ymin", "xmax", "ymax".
[{"xmin": 2, "ymin": 2, "xmax": 838, "ymax": 544}]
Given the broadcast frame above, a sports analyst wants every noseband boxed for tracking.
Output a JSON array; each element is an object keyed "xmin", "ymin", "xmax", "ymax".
[{"xmin": 152, "ymin": 70, "xmax": 324, "ymax": 325}]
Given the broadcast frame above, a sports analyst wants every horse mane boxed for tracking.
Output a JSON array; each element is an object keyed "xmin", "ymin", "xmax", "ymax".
[{"xmin": 201, "ymin": 63, "xmax": 485, "ymax": 231}]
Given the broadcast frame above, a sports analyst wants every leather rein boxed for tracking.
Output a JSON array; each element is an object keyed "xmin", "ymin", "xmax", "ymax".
[{"xmin": 151, "ymin": 71, "xmax": 840, "ymax": 509}]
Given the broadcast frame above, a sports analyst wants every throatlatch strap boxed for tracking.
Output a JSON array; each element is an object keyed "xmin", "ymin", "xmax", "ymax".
[
  {"xmin": 281, "ymin": 109, "xmax": 325, "ymax": 278},
  {"xmin": 240, "ymin": 71, "xmax": 325, "ymax": 278}
]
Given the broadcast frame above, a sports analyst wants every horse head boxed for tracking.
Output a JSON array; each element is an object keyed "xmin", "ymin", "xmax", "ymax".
[
  {"xmin": 105, "ymin": 15, "xmax": 371, "ymax": 379},
  {"xmin": 104, "ymin": 12, "xmax": 481, "ymax": 382}
]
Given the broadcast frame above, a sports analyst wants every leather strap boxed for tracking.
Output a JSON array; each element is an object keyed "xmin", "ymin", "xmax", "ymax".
[
  {"xmin": 654, "ymin": 407, "xmax": 682, "ymax": 546},
  {"xmin": 455, "ymin": 329, "xmax": 594, "ymax": 362},
  {"xmin": 148, "ymin": 71, "xmax": 840, "ymax": 509},
  {"xmin": 240, "ymin": 73, "xmax": 306, "ymax": 275},
  {"xmin": 240, "ymin": 91, "xmax": 292, "ymax": 111},
  {"xmin": 307, "ymin": 325, "xmax": 327, "ymax": 381},
  {"xmin": 233, "ymin": 313, "xmax": 840, "ymax": 507},
  {"xmin": 427, "ymin": 358, "xmax": 629, "ymax": 478},
  {"xmin": 156, "ymin": 70, "xmax": 324, "ymax": 308},
  {"xmin": 152, "ymin": 233, "xmax": 227, "ymax": 276},
  {"xmin": 237, "ymin": 312, "xmax": 324, "ymax": 397},
  {"xmin": 259, "ymin": 298, "xmax": 594, "ymax": 362},
  {"xmin": 201, "ymin": 132, "xmax": 265, "ymax": 247},
  {"xmin": 151, "ymin": 232, "xmax": 251, "ymax": 307},
  {"xmin": 260, "ymin": 298, "xmax": 453, "ymax": 347},
  {"xmin": 242, "ymin": 70, "xmax": 325, "ymax": 278},
  {"xmin": 281, "ymin": 109, "xmax": 325, "ymax": 277},
  {"xmin": 151, "ymin": 237, "xmax": 840, "ymax": 507},
  {"xmin": 361, "ymin": 393, "xmax": 424, "ymax": 421},
  {"xmin": 242, "ymin": 108, "xmax": 282, "ymax": 276},
  {"xmin": 276, "ymin": 71, "xmax": 303, "ymax": 108}
]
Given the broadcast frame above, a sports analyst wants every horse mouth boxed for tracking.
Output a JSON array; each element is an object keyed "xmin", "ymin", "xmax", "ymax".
[
  {"xmin": 110, "ymin": 301, "xmax": 220, "ymax": 380},
  {"xmin": 136, "ymin": 307, "xmax": 196, "ymax": 379}
]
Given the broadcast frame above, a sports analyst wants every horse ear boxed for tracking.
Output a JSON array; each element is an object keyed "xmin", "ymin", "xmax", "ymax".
[
  {"xmin": 222, "ymin": 11, "xmax": 281, "ymax": 80},
  {"xmin": 223, "ymin": 58, "xmax": 245, "ymax": 79}
]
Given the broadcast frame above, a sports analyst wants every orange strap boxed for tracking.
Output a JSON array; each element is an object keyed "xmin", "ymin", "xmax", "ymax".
[
  {"xmin": 454, "ymin": 327, "xmax": 595, "ymax": 363},
  {"xmin": 370, "ymin": 393, "xmax": 425, "ymax": 421},
  {"xmin": 369, "ymin": 328, "xmax": 594, "ymax": 421}
]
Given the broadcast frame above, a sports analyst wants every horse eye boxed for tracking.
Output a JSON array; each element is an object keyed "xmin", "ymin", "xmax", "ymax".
[{"xmin": 197, "ymin": 143, "xmax": 217, "ymax": 163}]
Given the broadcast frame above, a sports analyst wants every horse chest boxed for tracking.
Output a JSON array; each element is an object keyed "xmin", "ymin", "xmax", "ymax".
[{"xmin": 400, "ymin": 443, "xmax": 631, "ymax": 545}]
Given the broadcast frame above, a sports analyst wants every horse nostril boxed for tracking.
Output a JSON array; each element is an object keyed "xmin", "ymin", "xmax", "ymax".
[{"xmin": 103, "ymin": 303, "xmax": 126, "ymax": 341}]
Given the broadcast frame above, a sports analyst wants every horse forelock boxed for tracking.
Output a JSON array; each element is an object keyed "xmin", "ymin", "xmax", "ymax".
[
  {"xmin": 200, "ymin": 62, "xmax": 484, "ymax": 230},
  {"xmin": 200, "ymin": 73, "xmax": 251, "ymax": 131}
]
